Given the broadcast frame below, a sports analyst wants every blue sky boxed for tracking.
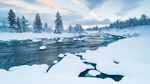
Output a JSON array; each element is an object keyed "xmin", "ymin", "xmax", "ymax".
[{"xmin": 0, "ymin": 0, "xmax": 150, "ymax": 28}]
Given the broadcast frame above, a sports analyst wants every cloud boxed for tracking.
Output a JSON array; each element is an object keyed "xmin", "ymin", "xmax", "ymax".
[
  {"xmin": 89, "ymin": 11, "xmax": 101, "ymax": 20},
  {"xmin": 83, "ymin": 0, "xmax": 106, "ymax": 10},
  {"xmin": 0, "ymin": 1, "xmax": 31, "ymax": 11},
  {"xmin": 37, "ymin": 0, "xmax": 74, "ymax": 13},
  {"xmin": 116, "ymin": 0, "xmax": 141, "ymax": 16},
  {"xmin": 76, "ymin": 18, "xmax": 111, "ymax": 25},
  {"xmin": 72, "ymin": 0, "xmax": 81, "ymax": 5}
]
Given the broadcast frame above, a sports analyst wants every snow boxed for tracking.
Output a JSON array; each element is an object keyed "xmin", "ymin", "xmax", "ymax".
[
  {"xmin": 58, "ymin": 53, "xmax": 64, "ymax": 58},
  {"xmin": 39, "ymin": 46, "xmax": 46, "ymax": 50},
  {"xmin": 0, "ymin": 25, "xmax": 150, "ymax": 84},
  {"xmin": 49, "ymin": 54, "xmax": 91, "ymax": 77},
  {"xmin": 32, "ymin": 39, "xmax": 42, "ymax": 42},
  {"xmin": 53, "ymin": 60, "xmax": 58, "ymax": 64},
  {"xmin": 0, "ymin": 32, "xmax": 74, "ymax": 41},
  {"xmin": 58, "ymin": 38, "xmax": 63, "ymax": 42},
  {"xmin": 80, "ymin": 26, "xmax": 150, "ymax": 83},
  {"xmin": 88, "ymin": 70, "xmax": 101, "ymax": 76}
]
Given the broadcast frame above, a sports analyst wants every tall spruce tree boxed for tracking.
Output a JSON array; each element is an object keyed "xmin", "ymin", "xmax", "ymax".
[
  {"xmin": 20, "ymin": 16, "xmax": 28, "ymax": 32},
  {"xmin": 33, "ymin": 13, "xmax": 42, "ymax": 33},
  {"xmin": 8, "ymin": 9, "xmax": 16, "ymax": 32},
  {"xmin": 54, "ymin": 12, "xmax": 63, "ymax": 34},
  {"xmin": 16, "ymin": 17, "xmax": 22, "ymax": 33}
]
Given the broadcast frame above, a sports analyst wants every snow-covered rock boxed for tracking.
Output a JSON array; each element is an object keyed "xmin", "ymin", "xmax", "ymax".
[
  {"xmin": 58, "ymin": 38, "xmax": 63, "ymax": 42},
  {"xmin": 53, "ymin": 60, "xmax": 58, "ymax": 64},
  {"xmin": 88, "ymin": 70, "xmax": 101, "ymax": 76},
  {"xmin": 58, "ymin": 53, "xmax": 64, "ymax": 58},
  {"xmin": 32, "ymin": 39, "xmax": 41, "ymax": 42},
  {"xmin": 39, "ymin": 46, "xmax": 46, "ymax": 50}
]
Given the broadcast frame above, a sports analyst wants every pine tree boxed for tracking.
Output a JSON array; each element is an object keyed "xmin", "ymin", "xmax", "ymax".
[
  {"xmin": 44, "ymin": 23, "xmax": 48, "ymax": 32},
  {"xmin": 54, "ymin": 12, "xmax": 63, "ymax": 34},
  {"xmin": 16, "ymin": 17, "xmax": 21, "ymax": 33},
  {"xmin": 68, "ymin": 25, "xmax": 73, "ymax": 33},
  {"xmin": 75, "ymin": 24, "xmax": 84, "ymax": 35},
  {"xmin": 20, "ymin": 16, "xmax": 28, "ymax": 32},
  {"xmin": 140, "ymin": 14, "xmax": 148, "ymax": 25},
  {"xmin": 8, "ymin": 9, "xmax": 16, "ymax": 32},
  {"xmin": 33, "ymin": 13, "xmax": 42, "ymax": 33},
  {"xmin": 44, "ymin": 23, "xmax": 48, "ymax": 30}
]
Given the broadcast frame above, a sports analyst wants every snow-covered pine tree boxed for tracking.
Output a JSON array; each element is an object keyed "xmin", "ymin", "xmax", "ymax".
[
  {"xmin": 33, "ymin": 13, "xmax": 42, "ymax": 33},
  {"xmin": 8, "ymin": 9, "xmax": 16, "ymax": 32},
  {"xmin": 140, "ymin": 14, "xmax": 148, "ymax": 25},
  {"xmin": 68, "ymin": 25, "xmax": 73, "ymax": 33},
  {"xmin": 16, "ymin": 17, "xmax": 21, "ymax": 33},
  {"xmin": 54, "ymin": 12, "xmax": 63, "ymax": 34},
  {"xmin": 44, "ymin": 23, "xmax": 48, "ymax": 32},
  {"xmin": 20, "ymin": 16, "xmax": 29, "ymax": 32},
  {"xmin": 74, "ymin": 24, "xmax": 84, "ymax": 35}
]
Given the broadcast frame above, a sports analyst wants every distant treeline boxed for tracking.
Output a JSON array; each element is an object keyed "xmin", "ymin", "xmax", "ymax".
[
  {"xmin": 0, "ymin": 9, "xmax": 85, "ymax": 34},
  {"xmin": 86, "ymin": 14, "xmax": 150, "ymax": 31}
]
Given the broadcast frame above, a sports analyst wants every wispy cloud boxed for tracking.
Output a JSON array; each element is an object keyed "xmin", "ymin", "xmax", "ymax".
[
  {"xmin": 89, "ymin": 11, "xmax": 101, "ymax": 20},
  {"xmin": 38, "ymin": 0, "xmax": 74, "ymax": 13},
  {"xmin": 72, "ymin": 0, "xmax": 81, "ymax": 5},
  {"xmin": 0, "ymin": 1, "xmax": 31, "ymax": 11}
]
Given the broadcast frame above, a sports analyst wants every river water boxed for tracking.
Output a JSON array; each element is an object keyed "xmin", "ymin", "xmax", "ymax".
[{"xmin": 0, "ymin": 34, "xmax": 125, "ymax": 70}]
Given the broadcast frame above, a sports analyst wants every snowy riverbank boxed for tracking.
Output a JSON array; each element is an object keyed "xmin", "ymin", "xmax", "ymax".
[{"xmin": 0, "ymin": 25, "xmax": 150, "ymax": 84}]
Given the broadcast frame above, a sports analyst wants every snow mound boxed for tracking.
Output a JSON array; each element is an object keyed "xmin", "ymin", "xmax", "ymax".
[
  {"xmin": 48, "ymin": 54, "xmax": 91, "ymax": 77},
  {"xmin": 53, "ymin": 60, "xmax": 58, "ymax": 64},
  {"xmin": 39, "ymin": 46, "xmax": 46, "ymax": 50},
  {"xmin": 58, "ymin": 53, "xmax": 64, "ymax": 58},
  {"xmin": 58, "ymin": 38, "xmax": 63, "ymax": 42},
  {"xmin": 79, "ymin": 26, "xmax": 150, "ymax": 83},
  {"xmin": 88, "ymin": 70, "xmax": 101, "ymax": 76}
]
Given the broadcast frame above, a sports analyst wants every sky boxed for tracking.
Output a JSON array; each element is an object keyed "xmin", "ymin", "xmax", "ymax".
[{"xmin": 0, "ymin": 0, "xmax": 150, "ymax": 28}]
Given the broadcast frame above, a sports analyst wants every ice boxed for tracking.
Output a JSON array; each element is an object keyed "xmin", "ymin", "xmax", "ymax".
[
  {"xmin": 58, "ymin": 53, "xmax": 64, "ymax": 58},
  {"xmin": 88, "ymin": 70, "xmax": 101, "ymax": 76},
  {"xmin": 39, "ymin": 46, "xmax": 46, "ymax": 50}
]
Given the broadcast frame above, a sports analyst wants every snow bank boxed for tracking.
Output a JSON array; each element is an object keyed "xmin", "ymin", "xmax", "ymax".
[
  {"xmin": 0, "ymin": 55, "xmax": 116, "ymax": 84},
  {"xmin": 88, "ymin": 70, "xmax": 101, "ymax": 76},
  {"xmin": 0, "ymin": 26, "xmax": 150, "ymax": 84},
  {"xmin": 0, "ymin": 32, "xmax": 74, "ymax": 41},
  {"xmin": 48, "ymin": 54, "xmax": 91, "ymax": 77},
  {"xmin": 80, "ymin": 26, "xmax": 150, "ymax": 83}
]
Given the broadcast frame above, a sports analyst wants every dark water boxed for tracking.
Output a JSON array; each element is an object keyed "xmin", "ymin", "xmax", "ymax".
[{"xmin": 0, "ymin": 34, "xmax": 125, "ymax": 70}]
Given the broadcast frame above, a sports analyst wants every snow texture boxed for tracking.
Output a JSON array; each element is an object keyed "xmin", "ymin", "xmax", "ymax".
[
  {"xmin": 0, "ymin": 33, "xmax": 73, "ymax": 41},
  {"xmin": 0, "ymin": 25, "xmax": 150, "ymax": 84},
  {"xmin": 88, "ymin": 70, "xmax": 101, "ymax": 76}
]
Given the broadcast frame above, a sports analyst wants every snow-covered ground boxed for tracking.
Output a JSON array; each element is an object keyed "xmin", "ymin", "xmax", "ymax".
[
  {"xmin": 0, "ymin": 32, "xmax": 74, "ymax": 41},
  {"xmin": 0, "ymin": 25, "xmax": 150, "ymax": 84}
]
